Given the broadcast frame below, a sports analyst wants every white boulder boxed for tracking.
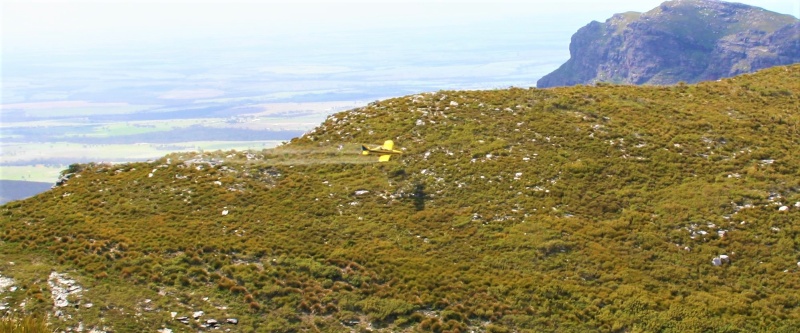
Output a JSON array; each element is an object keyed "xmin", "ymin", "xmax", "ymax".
[{"xmin": 712, "ymin": 255, "xmax": 731, "ymax": 266}]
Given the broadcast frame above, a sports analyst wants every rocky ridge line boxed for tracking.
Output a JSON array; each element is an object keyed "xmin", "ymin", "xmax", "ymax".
[{"xmin": 537, "ymin": 0, "xmax": 800, "ymax": 87}]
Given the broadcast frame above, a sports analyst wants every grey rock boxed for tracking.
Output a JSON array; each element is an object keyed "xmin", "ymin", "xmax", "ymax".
[
  {"xmin": 713, "ymin": 254, "xmax": 731, "ymax": 266},
  {"xmin": 342, "ymin": 319, "xmax": 360, "ymax": 326}
]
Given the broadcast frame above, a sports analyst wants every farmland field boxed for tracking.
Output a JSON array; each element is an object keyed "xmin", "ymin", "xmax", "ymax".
[{"xmin": 0, "ymin": 100, "xmax": 367, "ymax": 182}]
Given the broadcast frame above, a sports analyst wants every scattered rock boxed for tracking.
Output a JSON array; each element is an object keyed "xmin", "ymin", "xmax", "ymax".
[
  {"xmin": 226, "ymin": 318, "xmax": 239, "ymax": 325},
  {"xmin": 55, "ymin": 173, "xmax": 75, "ymax": 187},
  {"xmin": 779, "ymin": 206, "xmax": 789, "ymax": 212},
  {"xmin": 222, "ymin": 210, "xmax": 229, "ymax": 216},
  {"xmin": 193, "ymin": 310, "xmax": 204, "ymax": 319},
  {"xmin": 342, "ymin": 319, "xmax": 360, "ymax": 326},
  {"xmin": 49, "ymin": 272, "xmax": 82, "ymax": 308},
  {"xmin": 712, "ymin": 254, "xmax": 731, "ymax": 266},
  {"xmin": 0, "ymin": 275, "xmax": 16, "ymax": 291}
]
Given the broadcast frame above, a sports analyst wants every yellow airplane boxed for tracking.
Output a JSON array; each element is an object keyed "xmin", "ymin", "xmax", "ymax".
[{"xmin": 362, "ymin": 140, "xmax": 403, "ymax": 162}]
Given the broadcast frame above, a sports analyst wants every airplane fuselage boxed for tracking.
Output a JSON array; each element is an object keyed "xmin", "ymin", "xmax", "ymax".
[{"xmin": 361, "ymin": 140, "xmax": 403, "ymax": 162}]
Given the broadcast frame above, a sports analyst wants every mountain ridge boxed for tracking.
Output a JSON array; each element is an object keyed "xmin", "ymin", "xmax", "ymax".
[{"xmin": 537, "ymin": 0, "xmax": 800, "ymax": 87}]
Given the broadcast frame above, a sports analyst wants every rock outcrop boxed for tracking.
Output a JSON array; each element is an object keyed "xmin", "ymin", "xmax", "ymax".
[{"xmin": 537, "ymin": 0, "xmax": 800, "ymax": 87}]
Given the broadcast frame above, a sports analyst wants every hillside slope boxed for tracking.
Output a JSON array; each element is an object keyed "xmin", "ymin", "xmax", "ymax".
[
  {"xmin": 537, "ymin": 0, "xmax": 800, "ymax": 88},
  {"xmin": 1, "ymin": 65, "xmax": 800, "ymax": 332}
]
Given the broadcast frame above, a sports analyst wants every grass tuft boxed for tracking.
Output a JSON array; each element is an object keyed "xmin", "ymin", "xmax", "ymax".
[{"xmin": 0, "ymin": 314, "xmax": 52, "ymax": 333}]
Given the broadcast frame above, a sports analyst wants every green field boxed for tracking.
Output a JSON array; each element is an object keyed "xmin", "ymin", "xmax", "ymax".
[
  {"xmin": 0, "ymin": 166, "xmax": 65, "ymax": 183},
  {"xmin": 80, "ymin": 121, "xmax": 185, "ymax": 138}
]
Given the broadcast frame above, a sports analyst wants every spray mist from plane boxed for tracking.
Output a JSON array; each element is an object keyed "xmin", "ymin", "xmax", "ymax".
[{"xmin": 167, "ymin": 141, "xmax": 404, "ymax": 167}]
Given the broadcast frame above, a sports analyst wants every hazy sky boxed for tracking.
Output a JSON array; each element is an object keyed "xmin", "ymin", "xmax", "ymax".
[{"xmin": 4, "ymin": 0, "xmax": 799, "ymax": 54}]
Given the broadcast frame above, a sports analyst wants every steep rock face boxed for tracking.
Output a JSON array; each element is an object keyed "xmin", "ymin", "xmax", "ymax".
[{"xmin": 537, "ymin": 0, "xmax": 799, "ymax": 87}]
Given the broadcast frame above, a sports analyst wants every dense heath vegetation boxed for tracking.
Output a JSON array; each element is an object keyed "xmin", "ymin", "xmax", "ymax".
[{"xmin": 2, "ymin": 64, "xmax": 800, "ymax": 332}]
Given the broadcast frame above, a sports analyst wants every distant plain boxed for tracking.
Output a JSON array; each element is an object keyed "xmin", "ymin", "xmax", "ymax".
[{"xmin": 1, "ymin": 22, "xmax": 571, "ymax": 188}]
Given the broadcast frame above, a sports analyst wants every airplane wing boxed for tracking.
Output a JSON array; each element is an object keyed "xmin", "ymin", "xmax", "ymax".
[{"xmin": 362, "ymin": 140, "xmax": 400, "ymax": 161}]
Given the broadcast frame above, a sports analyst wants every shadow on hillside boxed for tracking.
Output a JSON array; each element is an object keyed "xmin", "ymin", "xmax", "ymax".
[{"xmin": 413, "ymin": 183, "xmax": 426, "ymax": 211}]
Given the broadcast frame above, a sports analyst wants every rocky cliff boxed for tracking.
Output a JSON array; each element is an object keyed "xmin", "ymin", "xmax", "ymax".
[{"xmin": 537, "ymin": 0, "xmax": 800, "ymax": 87}]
